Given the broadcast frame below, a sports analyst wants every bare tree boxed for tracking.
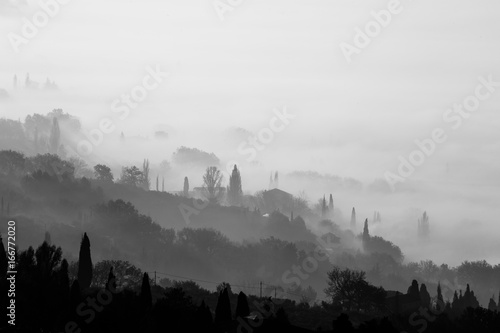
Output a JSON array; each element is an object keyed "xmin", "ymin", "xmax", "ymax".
[{"xmin": 202, "ymin": 166, "xmax": 224, "ymax": 204}]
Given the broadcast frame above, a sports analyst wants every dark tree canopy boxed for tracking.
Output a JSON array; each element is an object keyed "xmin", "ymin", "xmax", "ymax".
[{"xmin": 77, "ymin": 232, "xmax": 93, "ymax": 290}]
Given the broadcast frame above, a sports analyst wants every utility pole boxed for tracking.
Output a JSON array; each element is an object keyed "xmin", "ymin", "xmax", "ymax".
[
  {"xmin": 260, "ymin": 281, "xmax": 262, "ymax": 298},
  {"xmin": 154, "ymin": 271, "xmax": 157, "ymax": 286},
  {"xmin": 274, "ymin": 288, "xmax": 276, "ymax": 299}
]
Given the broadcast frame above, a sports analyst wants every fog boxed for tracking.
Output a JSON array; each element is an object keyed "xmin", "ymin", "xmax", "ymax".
[{"xmin": 2, "ymin": 0, "xmax": 500, "ymax": 267}]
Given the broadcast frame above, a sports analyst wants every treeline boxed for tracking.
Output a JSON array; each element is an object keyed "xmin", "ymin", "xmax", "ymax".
[{"xmin": 3, "ymin": 236, "xmax": 500, "ymax": 332}]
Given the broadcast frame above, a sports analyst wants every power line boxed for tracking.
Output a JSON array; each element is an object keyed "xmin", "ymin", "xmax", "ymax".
[{"xmin": 145, "ymin": 271, "xmax": 330, "ymax": 302}]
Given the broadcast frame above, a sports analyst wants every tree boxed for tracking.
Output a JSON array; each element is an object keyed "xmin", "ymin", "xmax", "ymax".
[
  {"xmin": 140, "ymin": 272, "xmax": 152, "ymax": 309},
  {"xmin": 418, "ymin": 211, "xmax": 430, "ymax": 239},
  {"xmin": 407, "ymin": 280, "xmax": 420, "ymax": 299},
  {"xmin": 26, "ymin": 153, "xmax": 74, "ymax": 179},
  {"xmin": 350, "ymin": 207, "xmax": 356, "ymax": 230},
  {"xmin": 106, "ymin": 267, "xmax": 117, "ymax": 292},
  {"xmin": 420, "ymin": 283, "xmax": 431, "ymax": 308},
  {"xmin": 274, "ymin": 171, "xmax": 279, "ymax": 188},
  {"xmin": 49, "ymin": 117, "xmax": 60, "ymax": 154},
  {"xmin": 437, "ymin": 282, "xmax": 444, "ymax": 306},
  {"xmin": 215, "ymin": 287, "xmax": 232, "ymax": 325},
  {"xmin": 93, "ymin": 260, "xmax": 143, "ymax": 289},
  {"xmin": 227, "ymin": 165, "xmax": 243, "ymax": 206},
  {"xmin": 329, "ymin": 194, "xmax": 334, "ymax": 214},
  {"xmin": 362, "ymin": 218, "xmax": 369, "ymax": 244},
  {"xmin": 0, "ymin": 150, "xmax": 26, "ymax": 176},
  {"xmin": 119, "ymin": 166, "xmax": 143, "ymax": 187},
  {"xmin": 183, "ymin": 176, "xmax": 189, "ymax": 197},
  {"xmin": 202, "ymin": 166, "xmax": 224, "ymax": 204},
  {"xmin": 325, "ymin": 266, "xmax": 385, "ymax": 312},
  {"xmin": 94, "ymin": 164, "xmax": 114, "ymax": 182},
  {"xmin": 141, "ymin": 159, "xmax": 151, "ymax": 190},
  {"xmin": 0, "ymin": 234, "xmax": 7, "ymax": 278},
  {"xmin": 321, "ymin": 195, "xmax": 327, "ymax": 218},
  {"xmin": 488, "ymin": 296, "xmax": 497, "ymax": 311},
  {"xmin": 77, "ymin": 233, "xmax": 93, "ymax": 290},
  {"xmin": 235, "ymin": 291, "xmax": 250, "ymax": 318}
]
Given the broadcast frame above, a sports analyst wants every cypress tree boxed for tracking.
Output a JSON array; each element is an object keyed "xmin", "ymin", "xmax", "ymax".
[
  {"xmin": 362, "ymin": 218, "xmax": 369, "ymax": 245},
  {"xmin": 407, "ymin": 280, "xmax": 420, "ymax": 299},
  {"xmin": 77, "ymin": 233, "xmax": 93, "ymax": 290},
  {"xmin": 235, "ymin": 291, "xmax": 250, "ymax": 318},
  {"xmin": 57, "ymin": 259, "xmax": 70, "ymax": 307},
  {"xmin": 420, "ymin": 283, "xmax": 431, "ymax": 308},
  {"xmin": 183, "ymin": 177, "xmax": 189, "ymax": 197},
  {"xmin": 228, "ymin": 165, "xmax": 243, "ymax": 206},
  {"xmin": 215, "ymin": 288, "xmax": 232, "ymax": 325},
  {"xmin": 488, "ymin": 296, "xmax": 497, "ymax": 311},
  {"xmin": 140, "ymin": 272, "xmax": 152, "ymax": 309},
  {"xmin": 437, "ymin": 282, "xmax": 444, "ymax": 310},
  {"xmin": 69, "ymin": 280, "xmax": 82, "ymax": 309},
  {"xmin": 350, "ymin": 207, "xmax": 356, "ymax": 230},
  {"xmin": 321, "ymin": 195, "xmax": 327, "ymax": 218},
  {"xmin": 106, "ymin": 267, "xmax": 117, "ymax": 292}
]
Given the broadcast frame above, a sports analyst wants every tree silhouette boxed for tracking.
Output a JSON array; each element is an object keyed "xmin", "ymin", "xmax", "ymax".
[
  {"xmin": 488, "ymin": 296, "xmax": 497, "ymax": 311},
  {"xmin": 69, "ymin": 280, "xmax": 82, "ymax": 309},
  {"xmin": 437, "ymin": 282, "xmax": 444, "ymax": 304},
  {"xmin": 77, "ymin": 233, "xmax": 93, "ymax": 290},
  {"xmin": 140, "ymin": 272, "xmax": 152, "ymax": 309},
  {"xmin": 183, "ymin": 176, "xmax": 189, "ymax": 197},
  {"xmin": 141, "ymin": 159, "xmax": 151, "ymax": 190},
  {"xmin": 106, "ymin": 267, "xmax": 117, "ymax": 292},
  {"xmin": 227, "ymin": 165, "xmax": 243, "ymax": 206},
  {"xmin": 325, "ymin": 266, "xmax": 385, "ymax": 312},
  {"xmin": 119, "ymin": 166, "xmax": 143, "ymax": 187},
  {"xmin": 215, "ymin": 287, "xmax": 232, "ymax": 325},
  {"xmin": 321, "ymin": 195, "xmax": 327, "ymax": 218},
  {"xmin": 350, "ymin": 207, "xmax": 356, "ymax": 230},
  {"xmin": 362, "ymin": 218, "xmax": 369, "ymax": 244},
  {"xmin": 202, "ymin": 166, "xmax": 224, "ymax": 204},
  {"xmin": 0, "ymin": 234, "xmax": 7, "ymax": 278},
  {"xmin": 235, "ymin": 291, "xmax": 250, "ymax": 318},
  {"xmin": 94, "ymin": 164, "xmax": 114, "ymax": 182},
  {"xmin": 420, "ymin": 283, "xmax": 431, "ymax": 308},
  {"xmin": 329, "ymin": 194, "xmax": 334, "ymax": 214},
  {"xmin": 418, "ymin": 211, "xmax": 430, "ymax": 238}
]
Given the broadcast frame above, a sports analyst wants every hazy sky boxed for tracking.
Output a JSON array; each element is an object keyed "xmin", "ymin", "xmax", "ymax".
[{"xmin": 1, "ymin": 0, "xmax": 500, "ymax": 265}]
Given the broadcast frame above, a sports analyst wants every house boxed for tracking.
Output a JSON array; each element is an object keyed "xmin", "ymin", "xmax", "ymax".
[{"xmin": 261, "ymin": 188, "xmax": 294, "ymax": 214}]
